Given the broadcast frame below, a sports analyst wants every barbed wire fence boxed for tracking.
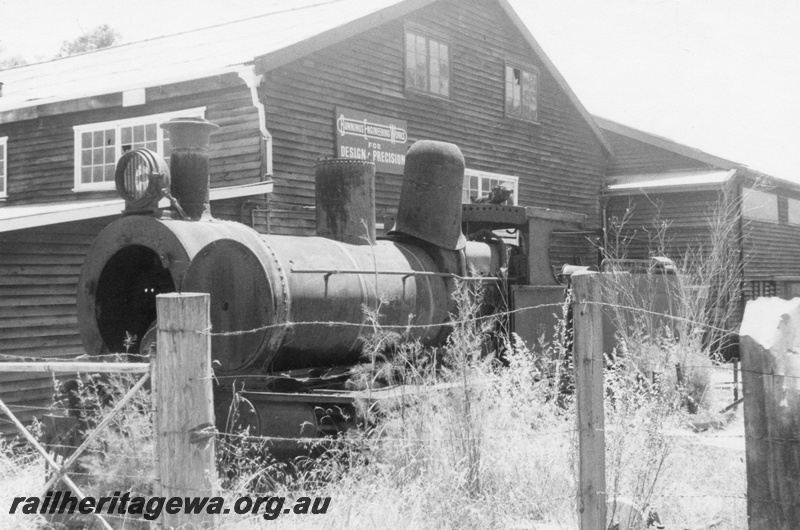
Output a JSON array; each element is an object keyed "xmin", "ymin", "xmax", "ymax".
[{"xmin": 0, "ymin": 280, "xmax": 792, "ymax": 528}]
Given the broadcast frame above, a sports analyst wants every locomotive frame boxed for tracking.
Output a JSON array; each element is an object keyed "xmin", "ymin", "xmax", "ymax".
[{"xmin": 76, "ymin": 117, "xmax": 585, "ymax": 448}]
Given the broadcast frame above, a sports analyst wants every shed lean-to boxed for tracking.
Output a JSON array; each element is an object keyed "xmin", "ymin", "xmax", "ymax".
[
  {"xmin": 599, "ymin": 116, "xmax": 800, "ymax": 336},
  {"xmin": 0, "ymin": 0, "xmax": 609, "ymax": 436}
]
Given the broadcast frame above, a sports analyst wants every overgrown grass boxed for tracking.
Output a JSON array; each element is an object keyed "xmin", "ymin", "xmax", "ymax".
[{"xmin": 0, "ymin": 283, "xmax": 746, "ymax": 530}]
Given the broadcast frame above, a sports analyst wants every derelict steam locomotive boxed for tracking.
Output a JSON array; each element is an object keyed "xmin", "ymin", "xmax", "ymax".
[{"xmin": 76, "ymin": 117, "xmax": 585, "ymax": 443}]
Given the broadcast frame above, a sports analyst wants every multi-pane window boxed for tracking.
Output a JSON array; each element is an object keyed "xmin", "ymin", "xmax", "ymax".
[
  {"xmin": 0, "ymin": 136, "xmax": 7, "ymax": 198},
  {"xmin": 405, "ymin": 30, "xmax": 450, "ymax": 98},
  {"xmin": 462, "ymin": 169, "xmax": 518, "ymax": 205},
  {"xmin": 505, "ymin": 65, "xmax": 539, "ymax": 122},
  {"xmin": 742, "ymin": 188, "xmax": 779, "ymax": 223},
  {"xmin": 73, "ymin": 108, "xmax": 205, "ymax": 191},
  {"xmin": 750, "ymin": 280, "xmax": 777, "ymax": 299}
]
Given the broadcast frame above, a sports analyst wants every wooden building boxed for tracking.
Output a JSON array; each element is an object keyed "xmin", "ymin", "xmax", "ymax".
[
  {"xmin": 0, "ymin": 0, "xmax": 610, "ymax": 435},
  {"xmin": 599, "ymin": 116, "xmax": 800, "ymax": 335}
]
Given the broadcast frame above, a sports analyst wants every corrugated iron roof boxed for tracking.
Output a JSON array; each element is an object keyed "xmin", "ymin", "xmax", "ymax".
[
  {"xmin": 0, "ymin": 0, "xmax": 611, "ymax": 154},
  {"xmin": 605, "ymin": 169, "xmax": 736, "ymax": 194},
  {"xmin": 0, "ymin": 0, "xmax": 406, "ymax": 112}
]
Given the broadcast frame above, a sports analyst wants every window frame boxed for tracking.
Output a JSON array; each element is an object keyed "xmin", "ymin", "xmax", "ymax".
[
  {"xmin": 72, "ymin": 107, "xmax": 206, "ymax": 192},
  {"xmin": 463, "ymin": 168, "xmax": 519, "ymax": 244},
  {"xmin": 462, "ymin": 168, "xmax": 519, "ymax": 206},
  {"xmin": 742, "ymin": 188, "xmax": 779, "ymax": 224},
  {"xmin": 504, "ymin": 62, "xmax": 540, "ymax": 123},
  {"xmin": 787, "ymin": 197, "xmax": 800, "ymax": 226},
  {"xmin": 404, "ymin": 26, "xmax": 452, "ymax": 100},
  {"xmin": 0, "ymin": 136, "xmax": 7, "ymax": 199}
]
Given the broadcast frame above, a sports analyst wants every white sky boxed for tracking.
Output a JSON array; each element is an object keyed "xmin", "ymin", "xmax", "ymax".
[{"xmin": 0, "ymin": 0, "xmax": 798, "ymax": 182}]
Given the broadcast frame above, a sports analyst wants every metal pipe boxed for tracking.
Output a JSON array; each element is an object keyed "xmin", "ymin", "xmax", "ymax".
[
  {"xmin": 160, "ymin": 117, "xmax": 219, "ymax": 220},
  {"xmin": 290, "ymin": 268, "xmax": 505, "ymax": 281},
  {"xmin": 0, "ymin": 362, "xmax": 149, "ymax": 373},
  {"xmin": 238, "ymin": 66, "xmax": 273, "ymax": 176}
]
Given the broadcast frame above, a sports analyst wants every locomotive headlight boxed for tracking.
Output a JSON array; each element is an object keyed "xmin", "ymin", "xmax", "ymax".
[{"xmin": 115, "ymin": 148, "xmax": 170, "ymax": 212}]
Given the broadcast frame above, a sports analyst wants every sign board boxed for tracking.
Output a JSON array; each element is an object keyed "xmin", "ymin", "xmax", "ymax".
[{"xmin": 335, "ymin": 107, "xmax": 408, "ymax": 174}]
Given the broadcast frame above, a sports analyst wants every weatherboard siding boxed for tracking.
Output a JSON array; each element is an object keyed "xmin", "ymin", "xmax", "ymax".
[
  {"xmin": 0, "ymin": 219, "xmax": 110, "ymax": 438},
  {"xmin": 0, "ymin": 83, "xmax": 262, "ymax": 205},
  {"xmin": 263, "ymin": 0, "xmax": 606, "ymax": 265},
  {"xmin": 0, "ymin": 0, "xmax": 608, "ymax": 437},
  {"xmin": 604, "ymin": 190, "xmax": 722, "ymax": 261},
  {"xmin": 604, "ymin": 130, "xmax": 714, "ymax": 176},
  {"xmin": 743, "ymin": 219, "xmax": 800, "ymax": 285}
]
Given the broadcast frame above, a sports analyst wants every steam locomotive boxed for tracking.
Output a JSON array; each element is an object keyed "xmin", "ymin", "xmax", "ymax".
[{"xmin": 75, "ymin": 117, "xmax": 584, "ymax": 446}]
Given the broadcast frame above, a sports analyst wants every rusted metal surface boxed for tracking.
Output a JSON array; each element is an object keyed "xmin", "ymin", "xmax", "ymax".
[
  {"xmin": 392, "ymin": 140, "xmax": 467, "ymax": 250},
  {"xmin": 160, "ymin": 117, "xmax": 219, "ymax": 221},
  {"xmin": 77, "ymin": 214, "xmax": 277, "ymax": 362},
  {"xmin": 314, "ymin": 158, "xmax": 375, "ymax": 245},
  {"xmin": 78, "ymin": 215, "xmax": 497, "ymax": 373},
  {"xmin": 462, "ymin": 203, "xmax": 585, "ymax": 285}
]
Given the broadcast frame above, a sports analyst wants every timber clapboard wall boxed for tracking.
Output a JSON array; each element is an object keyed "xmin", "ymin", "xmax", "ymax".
[
  {"xmin": 1, "ymin": 81, "xmax": 262, "ymax": 205},
  {"xmin": 604, "ymin": 129, "xmax": 718, "ymax": 175},
  {"xmin": 0, "ymin": 0, "xmax": 608, "ymax": 437},
  {"xmin": 265, "ymin": 0, "xmax": 605, "ymax": 263},
  {"xmin": 262, "ymin": 0, "xmax": 607, "ymax": 263},
  {"xmin": 741, "ymin": 179, "xmax": 800, "ymax": 293},
  {"xmin": 600, "ymin": 120, "xmax": 800, "ymax": 331},
  {"xmin": 0, "ymin": 219, "xmax": 110, "ymax": 436},
  {"xmin": 0, "ymin": 81, "xmax": 265, "ymax": 436}
]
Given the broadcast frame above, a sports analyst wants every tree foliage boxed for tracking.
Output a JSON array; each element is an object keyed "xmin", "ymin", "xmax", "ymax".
[
  {"xmin": 58, "ymin": 24, "xmax": 122, "ymax": 57},
  {"xmin": 0, "ymin": 46, "xmax": 26, "ymax": 70}
]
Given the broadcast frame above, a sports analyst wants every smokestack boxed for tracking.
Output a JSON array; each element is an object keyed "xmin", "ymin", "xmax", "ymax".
[
  {"xmin": 314, "ymin": 158, "xmax": 376, "ymax": 245},
  {"xmin": 391, "ymin": 140, "xmax": 466, "ymax": 250},
  {"xmin": 160, "ymin": 117, "xmax": 219, "ymax": 221}
]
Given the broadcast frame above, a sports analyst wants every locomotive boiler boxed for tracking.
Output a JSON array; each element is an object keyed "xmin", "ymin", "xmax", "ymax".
[{"xmin": 76, "ymin": 117, "xmax": 584, "ymax": 444}]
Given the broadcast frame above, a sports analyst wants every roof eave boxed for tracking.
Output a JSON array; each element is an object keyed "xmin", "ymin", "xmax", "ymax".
[
  {"xmin": 604, "ymin": 184, "xmax": 725, "ymax": 196},
  {"xmin": 253, "ymin": 0, "xmax": 439, "ymax": 74},
  {"xmin": 0, "ymin": 180, "xmax": 273, "ymax": 234},
  {"xmin": 603, "ymin": 168, "xmax": 738, "ymax": 195}
]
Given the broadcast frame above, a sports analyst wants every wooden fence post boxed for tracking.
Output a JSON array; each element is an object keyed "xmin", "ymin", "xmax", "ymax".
[
  {"xmin": 572, "ymin": 273, "xmax": 607, "ymax": 530},
  {"xmin": 154, "ymin": 293, "xmax": 217, "ymax": 529},
  {"xmin": 740, "ymin": 297, "xmax": 800, "ymax": 529}
]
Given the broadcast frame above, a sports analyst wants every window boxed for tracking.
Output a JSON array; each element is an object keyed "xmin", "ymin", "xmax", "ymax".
[
  {"xmin": 742, "ymin": 188, "xmax": 778, "ymax": 223},
  {"xmin": 788, "ymin": 198, "xmax": 800, "ymax": 225},
  {"xmin": 405, "ymin": 30, "xmax": 450, "ymax": 98},
  {"xmin": 73, "ymin": 107, "xmax": 205, "ymax": 191},
  {"xmin": 0, "ymin": 136, "xmax": 6, "ymax": 198},
  {"xmin": 505, "ymin": 65, "xmax": 539, "ymax": 122},
  {"xmin": 462, "ymin": 169, "xmax": 518, "ymax": 205},
  {"xmin": 750, "ymin": 280, "xmax": 776, "ymax": 299}
]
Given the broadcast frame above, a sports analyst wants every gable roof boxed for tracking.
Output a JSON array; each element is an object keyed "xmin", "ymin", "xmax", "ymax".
[
  {"xmin": 596, "ymin": 115, "xmax": 800, "ymax": 193},
  {"xmin": 594, "ymin": 115, "xmax": 742, "ymax": 171},
  {"xmin": 0, "ymin": 0, "xmax": 413, "ymax": 114},
  {"xmin": 0, "ymin": 0, "xmax": 610, "ymax": 153}
]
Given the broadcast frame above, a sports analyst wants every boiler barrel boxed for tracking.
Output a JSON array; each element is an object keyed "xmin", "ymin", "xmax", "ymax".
[{"xmin": 78, "ymin": 216, "xmax": 454, "ymax": 373}]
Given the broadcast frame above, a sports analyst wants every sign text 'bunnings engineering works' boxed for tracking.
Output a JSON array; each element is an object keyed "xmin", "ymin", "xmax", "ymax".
[{"xmin": 335, "ymin": 107, "xmax": 408, "ymax": 174}]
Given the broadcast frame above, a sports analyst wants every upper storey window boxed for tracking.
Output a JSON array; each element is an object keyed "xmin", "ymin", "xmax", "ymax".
[
  {"xmin": 72, "ymin": 107, "xmax": 205, "ymax": 192},
  {"xmin": 505, "ymin": 65, "xmax": 539, "ymax": 122},
  {"xmin": 0, "ymin": 137, "xmax": 7, "ymax": 198},
  {"xmin": 405, "ymin": 29, "xmax": 450, "ymax": 98}
]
